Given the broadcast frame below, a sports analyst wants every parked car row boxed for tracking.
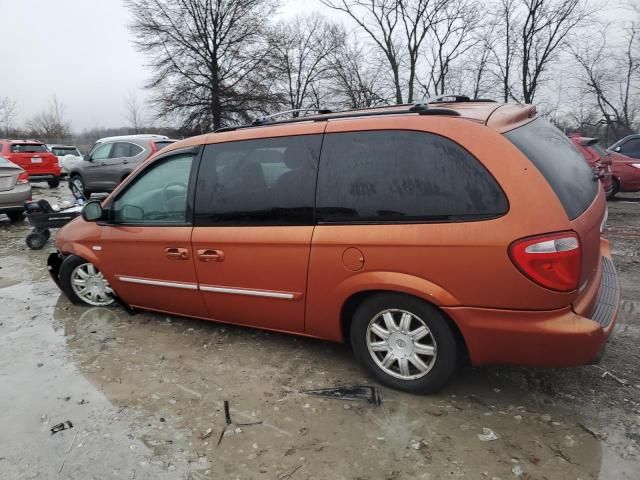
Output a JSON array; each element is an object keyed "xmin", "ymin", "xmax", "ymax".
[
  {"xmin": 569, "ymin": 133, "xmax": 640, "ymax": 199},
  {"xmin": 0, "ymin": 134, "xmax": 175, "ymax": 221},
  {"xmin": 49, "ymin": 98, "xmax": 620, "ymax": 393}
]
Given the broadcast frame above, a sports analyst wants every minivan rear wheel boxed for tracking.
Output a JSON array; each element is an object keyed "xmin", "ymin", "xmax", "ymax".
[
  {"xmin": 350, "ymin": 293, "xmax": 459, "ymax": 394},
  {"xmin": 59, "ymin": 255, "xmax": 115, "ymax": 307}
]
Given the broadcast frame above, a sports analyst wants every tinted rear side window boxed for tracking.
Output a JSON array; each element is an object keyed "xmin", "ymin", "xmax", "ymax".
[
  {"xmin": 316, "ymin": 130, "xmax": 507, "ymax": 223},
  {"xmin": 194, "ymin": 135, "xmax": 322, "ymax": 225},
  {"xmin": 505, "ymin": 118, "xmax": 597, "ymax": 220}
]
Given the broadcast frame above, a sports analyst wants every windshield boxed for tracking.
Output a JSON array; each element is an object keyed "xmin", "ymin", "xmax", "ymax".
[
  {"xmin": 52, "ymin": 147, "xmax": 81, "ymax": 156},
  {"xmin": 591, "ymin": 144, "xmax": 609, "ymax": 157},
  {"xmin": 10, "ymin": 143, "xmax": 48, "ymax": 153}
]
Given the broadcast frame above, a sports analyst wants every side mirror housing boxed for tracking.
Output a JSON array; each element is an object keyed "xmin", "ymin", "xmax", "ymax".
[{"xmin": 82, "ymin": 201, "xmax": 105, "ymax": 222}]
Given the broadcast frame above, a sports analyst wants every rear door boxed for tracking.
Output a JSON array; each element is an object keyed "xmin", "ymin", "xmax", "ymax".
[
  {"xmin": 105, "ymin": 142, "xmax": 144, "ymax": 187},
  {"xmin": 96, "ymin": 147, "xmax": 206, "ymax": 318},
  {"xmin": 83, "ymin": 142, "xmax": 114, "ymax": 189},
  {"xmin": 191, "ymin": 129, "xmax": 323, "ymax": 332}
]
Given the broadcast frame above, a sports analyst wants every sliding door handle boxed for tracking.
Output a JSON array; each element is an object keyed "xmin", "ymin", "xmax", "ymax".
[
  {"xmin": 197, "ymin": 249, "xmax": 225, "ymax": 262},
  {"xmin": 165, "ymin": 247, "xmax": 189, "ymax": 259}
]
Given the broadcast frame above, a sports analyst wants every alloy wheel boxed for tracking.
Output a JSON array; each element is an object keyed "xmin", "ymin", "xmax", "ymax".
[
  {"xmin": 366, "ymin": 308, "xmax": 437, "ymax": 380},
  {"xmin": 70, "ymin": 263, "xmax": 115, "ymax": 306}
]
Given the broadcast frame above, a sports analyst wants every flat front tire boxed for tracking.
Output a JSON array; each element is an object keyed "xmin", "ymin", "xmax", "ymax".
[
  {"xmin": 59, "ymin": 255, "xmax": 115, "ymax": 306},
  {"xmin": 350, "ymin": 293, "xmax": 459, "ymax": 394}
]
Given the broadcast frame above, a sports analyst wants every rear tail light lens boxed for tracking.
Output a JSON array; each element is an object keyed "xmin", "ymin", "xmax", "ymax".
[
  {"xmin": 509, "ymin": 232, "xmax": 581, "ymax": 292},
  {"xmin": 17, "ymin": 171, "xmax": 29, "ymax": 184}
]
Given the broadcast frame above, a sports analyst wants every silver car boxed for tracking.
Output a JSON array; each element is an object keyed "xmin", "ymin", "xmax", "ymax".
[
  {"xmin": 67, "ymin": 134, "xmax": 175, "ymax": 198},
  {"xmin": 0, "ymin": 155, "xmax": 32, "ymax": 222}
]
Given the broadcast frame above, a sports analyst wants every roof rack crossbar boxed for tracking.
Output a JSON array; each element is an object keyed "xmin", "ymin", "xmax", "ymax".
[
  {"xmin": 423, "ymin": 94, "xmax": 497, "ymax": 104},
  {"xmin": 252, "ymin": 108, "xmax": 333, "ymax": 126}
]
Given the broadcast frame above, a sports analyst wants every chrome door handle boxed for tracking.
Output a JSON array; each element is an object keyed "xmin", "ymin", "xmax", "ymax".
[
  {"xmin": 165, "ymin": 247, "xmax": 189, "ymax": 259},
  {"xmin": 197, "ymin": 249, "xmax": 225, "ymax": 262}
]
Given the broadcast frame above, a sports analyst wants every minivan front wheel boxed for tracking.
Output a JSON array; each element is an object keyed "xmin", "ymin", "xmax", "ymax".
[
  {"xmin": 59, "ymin": 255, "xmax": 115, "ymax": 306},
  {"xmin": 350, "ymin": 293, "xmax": 459, "ymax": 393}
]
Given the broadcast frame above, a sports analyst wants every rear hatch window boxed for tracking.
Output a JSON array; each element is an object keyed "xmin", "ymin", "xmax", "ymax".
[
  {"xmin": 10, "ymin": 143, "xmax": 49, "ymax": 153},
  {"xmin": 505, "ymin": 118, "xmax": 598, "ymax": 219}
]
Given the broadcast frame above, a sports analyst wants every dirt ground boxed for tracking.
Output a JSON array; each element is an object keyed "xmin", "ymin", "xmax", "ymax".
[{"xmin": 0, "ymin": 183, "xmax": 639, "ymax": 480}]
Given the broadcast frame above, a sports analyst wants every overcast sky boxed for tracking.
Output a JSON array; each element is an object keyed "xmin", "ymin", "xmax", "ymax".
[
  {"xmin": 0, "ymin": 0, "xmax": 328, "ymax": 131},
  {"xmin": 1, "ymin": 0, "xmax": 630, "ymax": 131}
]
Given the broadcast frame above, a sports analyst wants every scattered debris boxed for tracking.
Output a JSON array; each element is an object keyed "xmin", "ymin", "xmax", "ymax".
[
  {"xmin": 199, "ymin": 428, "xmax": 213, "ymax": 440},
  {"xmin": 512, "ymin": 464, "xmax": 524, "ymax": 476},
  {"xmin": 58, "ymin": 431, "xmax": 78, "ymax": 474},
  {"xmin": 477, "ymin": 427, "xmax": 499, "ymax": 442},
  {"xmin": 301, "ymin": 385, "xmax": 381, "ymax": 405},
  {"xmin": 51, "ymin": 421, "xmax": 74, "ymax": 435},
  {"xmin": 217, "ymin": 400, "xmax": 262, "ymax": 446},
  {"xmin": 277, "ymin": 464, "xmax": 303, "ymax": 480},
  {"xmin": 37, "ymin": 363, "xmax": 44, "ymax": 368},
  {"xmin": 77, "ymin": 399, "xmax": 88, "ymax": 405},
  {"xmin": 592, "ymin": 365, "xmax": 629, "ymax": 385},
  {"xmin": 577, "ymin": 422, "xmax": 600, "ymax": 439}
]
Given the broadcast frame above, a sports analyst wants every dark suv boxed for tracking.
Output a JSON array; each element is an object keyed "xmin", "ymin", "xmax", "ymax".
[
  {"xmin": 609, "ymin": 134, "xmax": 640, "ymax": 160},
  {"xmin": 68, "ymin": 134, "xmax": 175, "ymax": 198}
]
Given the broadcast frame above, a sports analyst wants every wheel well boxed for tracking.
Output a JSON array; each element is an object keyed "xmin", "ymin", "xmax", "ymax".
[{"xmin": 340, "ymin": 289, "xmax": 470, "ymax": 363}]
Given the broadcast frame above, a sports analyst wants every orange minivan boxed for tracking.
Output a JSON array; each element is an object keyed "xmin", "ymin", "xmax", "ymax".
[{"xmin": 48, "ymin": 97, "xmax": 619, "ymax": 393}]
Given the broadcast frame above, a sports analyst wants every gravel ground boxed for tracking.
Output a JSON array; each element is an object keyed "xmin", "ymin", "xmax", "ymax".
[{"xmin": 0, "ymin": 183, "xmax": 638, "ymax": 479}]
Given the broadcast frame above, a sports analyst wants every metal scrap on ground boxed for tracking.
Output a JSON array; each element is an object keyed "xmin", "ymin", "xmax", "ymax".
[{"xmin": 301, "ymin": 386, "xmax": 382, "ymax": 405}]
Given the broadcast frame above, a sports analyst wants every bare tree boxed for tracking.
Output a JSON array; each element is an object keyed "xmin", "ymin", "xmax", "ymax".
[
  {"xmin": 572, "ymin": 24, "xmax": 639, "ymax": 142},
  {"xmin": 270, "ymin": 14, "xmax": 342, "ymax": 115},
  {"xmin": 320, "ymin": 0, "xmax": 447, "ymax": 104},
  {"xmin": 27, "ymin": 95, "xmax": 71, "ymax": 142},
  {"xmin": 417, "ymin": 0, "xmax": 480, "ymax": 97},
  {"xmin": 328, "ymin": 37, "xmax": 390, "ymax": 109},
  {"xmin": 125, "ymin": 0, "xmax": 279, "ymax": 132},
  {"xmin": 0, "ymin": 97, "xmax": 18, "ymax": 137},
  {"xmin": 124, "ymin": 91, "xmax": 146, "ymax": 133}
]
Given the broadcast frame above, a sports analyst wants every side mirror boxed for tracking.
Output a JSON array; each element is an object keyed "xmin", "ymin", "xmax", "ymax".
[
  {"xmin": 615, "ymin": 146, "xmax": 621, "ymax": 152},
  {"xmin": 82, "ymin": 201, "xmax": 104, "ymax": 222},
  {"xmin": 84, "ymin": 154, "xmax": 92, "ymax": 162}
]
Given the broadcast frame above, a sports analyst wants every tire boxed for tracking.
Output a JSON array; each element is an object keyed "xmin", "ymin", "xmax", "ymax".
[
  {"xmin": 69, "ymin": 175, "xmax": 91, "ymax": 199},
  {"xmin": 47, "ymin": 178, "xmax": 60, "ymax": 188},
  {"xmin": 350, "ymin": 293, "xmax": 459, "ymax": 394},
  {"xmin": 26, "ymin": 232, "xmax": 48, "ymax": 250},
  {"xmin": 610, "ymin": 178, "xmax": 620, "ymax": 199},
  {"xmin": 59, "ymin": 255, "xmax": 115, "ymax": 306},
  {"xmin": 7, "ymin": 210, "xmax": 25, "ymax": 222}
]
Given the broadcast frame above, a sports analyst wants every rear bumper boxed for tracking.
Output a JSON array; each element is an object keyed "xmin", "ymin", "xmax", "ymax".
[
  {"xmin": 28, "ymin": 174, "xmax": 59, "ymax": 181},
  {"xmin": 0, "ymin": 184, "xmax": 32, "ymax": 211},
  {"xmin": 447, "ymin": 253, "xmax": 619, "ymax": 368}
]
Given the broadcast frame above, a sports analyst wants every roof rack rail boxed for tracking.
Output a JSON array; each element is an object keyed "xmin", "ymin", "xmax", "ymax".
[
  {"xmin": 215, "ymin": 103, "xmax": 462, "ymax": 133},
  {"xmin": 424, "ymin": 94, "xmax": 496, "ymax": 104},
  {"xmin": 252, "ymin": 108, "xmax": 333, "ymax": 126}
]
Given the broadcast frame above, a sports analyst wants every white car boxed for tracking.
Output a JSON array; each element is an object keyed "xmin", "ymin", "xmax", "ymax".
[{"xmin": 47, "ymin": 144, "xmax": 82, "ymax": 176}]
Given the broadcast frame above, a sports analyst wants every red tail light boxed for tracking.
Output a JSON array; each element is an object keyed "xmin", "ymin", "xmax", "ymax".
[
  {"xmin": 149, "ymin": 141, "xmax": 158, "ymax": 155},
  {"xmin": 17, "ymin": 171, "xmax": 29, "ymax": 184},
  {"xmin": 509, "ymin": 232, "xmax": 581, "ymax": 292}
]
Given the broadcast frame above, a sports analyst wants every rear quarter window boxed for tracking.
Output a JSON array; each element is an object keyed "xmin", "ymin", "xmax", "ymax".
[
  {"xmin": 316, "ymin": 130, "xmax": 508, "ymax": 223},
  {"xmin": 505, "ymin": 118, "xmax": 598, "ymax": 220}
]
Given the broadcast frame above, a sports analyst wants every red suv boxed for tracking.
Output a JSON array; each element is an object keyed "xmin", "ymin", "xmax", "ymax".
[
  {"xmin": 0, "ymin": 140, "xmax": 61, "ymax": 188},
  {"xmin": 569, "ymin": 135, "xmax": 613, "ymax": 198}
]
